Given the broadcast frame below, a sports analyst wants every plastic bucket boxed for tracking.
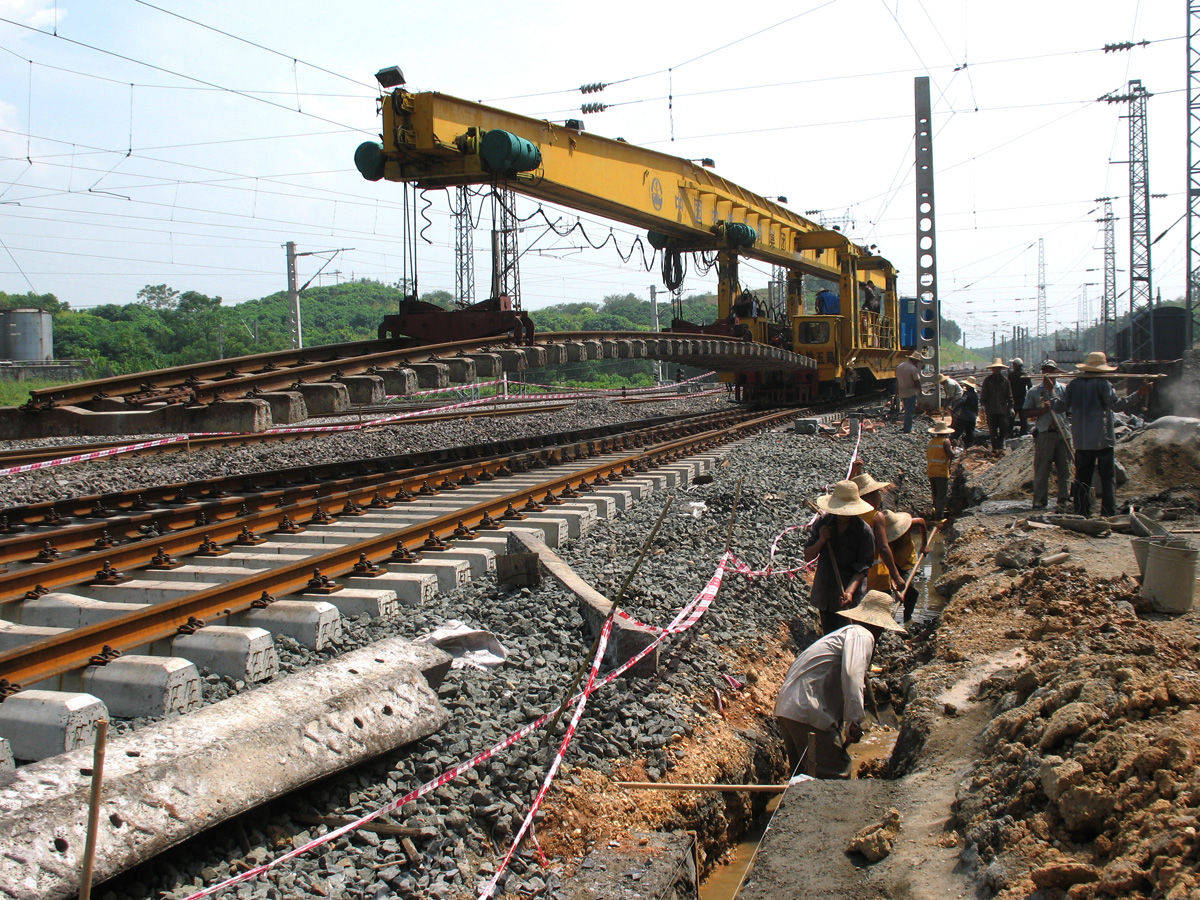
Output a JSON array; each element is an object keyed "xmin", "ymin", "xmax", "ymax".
[
  {"xmin": 1141, "ymin": 539, "xmax": 1199, "ymax": 614},
  {"xmin": 1131, "ymin": 537, "xmax": 1153, "ymax": 575}
]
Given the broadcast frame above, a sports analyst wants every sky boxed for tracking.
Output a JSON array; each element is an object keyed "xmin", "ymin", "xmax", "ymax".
[{"xmin": 0, "ymin": 0, "xmax": 1187, "ymax": 345}]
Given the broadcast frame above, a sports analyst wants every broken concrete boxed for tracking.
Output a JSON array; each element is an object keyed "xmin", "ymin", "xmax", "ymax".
[{"xmin": 0, "ymin": 638, "xmax": 451, "ymax": 900}]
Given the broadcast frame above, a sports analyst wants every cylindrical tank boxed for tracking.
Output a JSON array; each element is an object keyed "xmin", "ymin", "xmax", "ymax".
[{"xmin": 1, "ymin": 309, "xmax": 53, "ymax": 361}]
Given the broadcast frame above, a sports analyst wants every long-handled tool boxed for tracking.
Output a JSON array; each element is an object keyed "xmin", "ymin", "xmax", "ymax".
[{"xmin": 889, "ymin": 524, "xmax": 940, "ymax": 619}]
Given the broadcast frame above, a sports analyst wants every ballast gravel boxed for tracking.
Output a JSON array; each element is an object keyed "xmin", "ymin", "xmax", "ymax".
[
  {"xmin": 81, "ymin": 411, "xmax": 935, "ymax": 900},
  {"xmin": 0, "ymin": 395, "xmax": 728, "ymax": 508}
]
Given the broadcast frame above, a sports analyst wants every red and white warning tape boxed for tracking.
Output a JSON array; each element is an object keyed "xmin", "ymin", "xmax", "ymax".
[
  {"xmin": 0, "ymin": 435, "xmax": 191, "ymax": 478},
  {"xmin": 180, "ymin": 554, "xmax": 732, "ymax": 900}
]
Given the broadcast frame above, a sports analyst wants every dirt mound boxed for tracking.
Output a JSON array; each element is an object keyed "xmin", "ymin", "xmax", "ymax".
[{"xmin": 948, "ymin": 565, "xmax": 1200, "ymax": 898}]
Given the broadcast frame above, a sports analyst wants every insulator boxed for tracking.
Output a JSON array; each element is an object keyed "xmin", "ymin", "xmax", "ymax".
[
  {"xmin": 580, "ymin": 102, "xmax": 608, "ymax": 115},
  {"xmin": 580, "ymin": 82, "xmax": 605, "ymax": 94}
]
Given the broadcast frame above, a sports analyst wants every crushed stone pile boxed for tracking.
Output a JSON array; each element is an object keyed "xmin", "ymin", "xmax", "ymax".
[{"xmin": 946, "ymin": 564, "xmax": 1200, "ymax": 899}]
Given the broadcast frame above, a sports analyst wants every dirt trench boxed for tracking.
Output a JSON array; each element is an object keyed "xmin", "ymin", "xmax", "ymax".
[{"xmin": 541, "ymin": 432, "xmax": 1200, "ymax": 900}]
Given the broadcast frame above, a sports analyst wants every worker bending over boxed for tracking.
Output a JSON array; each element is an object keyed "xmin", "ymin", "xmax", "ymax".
[{"xmin": 774, "ymin": 591, "xmax": 906, "ymax": 778}]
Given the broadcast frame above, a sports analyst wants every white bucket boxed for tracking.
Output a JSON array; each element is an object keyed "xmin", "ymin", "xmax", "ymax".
[{"xmin": 1141, "ymin": 539, "xmax": 1199, "ymax": 614}]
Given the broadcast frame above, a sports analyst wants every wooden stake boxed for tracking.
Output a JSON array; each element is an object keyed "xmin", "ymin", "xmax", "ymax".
[
  {"xmin": 614, "ymin": 781, "xmax": 786, "ymax": 793},
  {"xmin": 79, "ymin": 719, "xmax": 109, "ymax": 900}
]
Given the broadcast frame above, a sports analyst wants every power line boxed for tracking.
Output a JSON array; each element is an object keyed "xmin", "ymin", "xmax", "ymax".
[{"xmin": 0, "ymin": 16, "xmax": 376, "ymax": 136}]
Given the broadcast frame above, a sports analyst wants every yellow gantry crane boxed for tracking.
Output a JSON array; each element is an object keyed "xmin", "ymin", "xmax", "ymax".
[{"xmin": 356, "ymin": 84, "xmax": 906, "ymax": 394}]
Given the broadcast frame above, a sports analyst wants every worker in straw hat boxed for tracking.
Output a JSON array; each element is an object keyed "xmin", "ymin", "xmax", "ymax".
[
  {"xmin": 773, "ymin": 590, "xmax": 905, "ymax": 778},
  {"xmin": 926, "ymin": 420, "xmax": 957, "ymax": 520},
  {"xmin": 851, "ymin": 471, "xmax": 904, "ymax": 595},
  {"xmin": 951, "ymin": 376, "xmax": 979, "ymax": 447},
  {"xmin": 870, "ymin": 509, "xmax": 930, "ymax": 622},
  {"xmin": 980, "ymin": 358, "xmax": 1014, "ymax": 451},
  {"xmin": 803, "ymin": 481, "xmax": 877, "ymax": 636},
  {"xmin": 938, "ymin": 371, "xmax": 962, "ymax": 411},
  {"xmin": 1022, "ymin": 359, "xmax": 1071, "ymax": 512},
  {"xmin": 895, "ymin": 350, "xmax": 923, "ymax": 433},
  {"xmin": 1060, "ymin": 350, "xmax": 1149, "ymax": 517}
]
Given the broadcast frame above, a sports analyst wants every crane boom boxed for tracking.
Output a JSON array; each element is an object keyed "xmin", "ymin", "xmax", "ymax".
[{"xmin": 356, "ymin": 89, "xmax": 894, "ymax": 283}]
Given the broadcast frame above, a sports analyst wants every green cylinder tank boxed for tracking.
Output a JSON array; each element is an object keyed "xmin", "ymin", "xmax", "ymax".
[
  {"xmin": 354, "ymin": 141, "xmax": 386, "ymax": 182},
  {"xmin": 480, "ymin": 130, "xmax": 542, "ymax": 175},
  {"xmin": 725, "ymin": 222, "xmax": 758, "ymax": 248}
]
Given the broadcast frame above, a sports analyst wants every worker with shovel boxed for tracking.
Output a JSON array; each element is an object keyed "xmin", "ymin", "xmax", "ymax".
[
  {"xmin": 1022, "ymin": 359, "xmax": 1071, "ymax": 512},
  {"xmin": 803, "ymin": 481, "xmax": 876, "ymax": 636},
  {"xmin": 774, "ymin": 591, "xmax": 906, "ymax": 778}
]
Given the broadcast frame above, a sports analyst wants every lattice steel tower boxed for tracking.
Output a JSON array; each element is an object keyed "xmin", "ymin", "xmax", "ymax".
[
  {"xmin": 1097, "ymin": 197, "xmax": 1117, "ymax": 353},
  {"xmin": 1188, "ymin": 3, "xmax": 1200, "ymax": 350},
  {"xmin": 490, "ymin": 186, "xmax": 522, "ymax": 309},
  {"xmin": 1036, "ymin": 237, "xmax": 1047, "ymax": 339},
  {"xmin": 454, "ymin": 186, "xmax": 475, "ymax": 308},
  {"xmin": 1125, "ymin": 79, "xmax": 1154, "ymax": 359}
]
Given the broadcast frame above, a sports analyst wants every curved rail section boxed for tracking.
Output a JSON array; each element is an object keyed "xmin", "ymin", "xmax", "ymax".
[{"xmin": 2, "ymin": 331, "xmax": 797, "ymax": 438}]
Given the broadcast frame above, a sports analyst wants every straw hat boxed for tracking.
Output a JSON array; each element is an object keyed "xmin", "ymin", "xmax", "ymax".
[
  {"xmin": 1077, "ymin": 350, "xmax": 1117, "ymax": 373},
  {"xmin": 987, "ymin": 357, "xmax": 1008, "ymax": 369},
  {"xmin": 927, "ymin": 421, "xmax": 954, "ymax": 435},
  {"xmin": 881, "ymin": 509, "xmax": 914, "ymax": 543},
  {"xmin": 937, "ymin": 372, "xmax": 953, "ymax": 383},
  {"xmin": 851, "ymin": 472, "xmax": 893, "ymax": 496},
  {"xmin": 960, "ymin": 376, "xmax": 978, "ymax": 389},
  {"xmin": 814, "ymin": 480, "xmax": 874, "ymax": 516},
  {"xmin": 907, "ymin": 349, "xmax": 923, "ymax": 361},
  {"xmin": 838, "ymin": 590, "xmax": 906, "ymax": 632}
]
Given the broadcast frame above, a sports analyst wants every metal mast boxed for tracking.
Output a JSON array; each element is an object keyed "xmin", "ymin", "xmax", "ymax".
[
  {"xmin": 490, "ymin": 187, "xmax": 522, "ymax": 309},
  {"xmin": 913, "ymin": 76, "xmax": 940, "ymax": 396},
  {"xmin": 1188, "ymin": 3, "xmax": 1200, "ymax": 350},
  {"xmin": 1098, "ymin": 197, "xmax": 1117, "ymax": 353},
  {"xmin": 1127, "ymin": 79, "xmax": 1154, "ymax": 360},
  {"xmin": 454, "ymin": 186, "xmax": 476, "ymax": 308},
  {"xmin": 1036, "ymin": 237, "xmax": 1047, "ymax": 340}
]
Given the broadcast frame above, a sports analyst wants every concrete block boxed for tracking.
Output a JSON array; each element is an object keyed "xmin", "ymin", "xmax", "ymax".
[
  {"xmin": 0, "ymin": 638, "xmax": 450, "ymax": 900},
  {"xmin": 560, "ymin": 341, "xmax": 586, "ymax": 362},
  {"xmin": 464, "ymin": 353, "xmax": 502, "ymax": 378},
  {"xmin": 0, "ymin": 737, "xmax": 11, "ymax": 774},
  {"xmin": 184, "ymin": 399, "xmax": 271, "ymax": 435},
  {"xmin": 335, "ymin": 373, "xmax": 385, "ymax": 405},
  {"xmin": 522, "ymin": 345, "xmax": 547, "ymax": 368},
  {"xmin": 0, "ymin": 690, "xmax": 107, "ymax": 761},
  {"xmin": 297, "ymin": 382, "xmax": 349, "ymax": 415},
  {"xmin": 0, "ymin": 619, "xmax": 67, "ymax": 651},
  {"xmin": 146, "ymin": 563, "xmax": 268, "ymax": 583},
  {"xmin": 347, "ymin": 571, "xmax": 437, "ymax": 605},
  {"xmin": 592, "ymin": 487, "xmax": 635, "ymax": 511},
  {"xmin": 496, "ymin": 349, "xmax": 528, "ymax": 373},
  {"xmin": 233, "ymin": 599, "xmax": 341, "ymax": 650},
  {"xmin": 274, "ymin": 529, "xmax": 381, "ymax": 545},
  {"xmin": 540, "ymin": 344, "xmax": 564, "ymax": 366},
  {"xmin": 303, "ymin": 586, "xmax": 399, "ymax": 619},
  {"xmin": 386, "ymin": 558, "xmax": 469, "ymax": 594},
  {"xmin": 169, "ymin": 625, "xmax": 279, "ymax": 683},
  {"xmin": 379, "ymin": 367, "xmax": 418, "ymax": 396},
  {"xmin": 256, "ymin": 391, "xmax": 307, "ymax": 425},
  {"xmin": 82, "ymin": 578, "xmax": 220, "ymax": 605},
  {"xmin": 502, "ymin": 516, "xmax": 567, "ymax": 547},
  {"xmin": 82, "ymin": 656, "xmax": 201, "ymax": 718},
  {"xmin": 422, "ymin": 545, "xmax": 495, "ymax": 577},
  {"xmin": 561, "ymin": 496, "xmax": 616, "ymax": 520},
  {"xmin": 19, "ymin": 593, "xmax": 149, "ymax": 628},
  {"xmin": 435, "ymin": 356, "xmax": 476, "ymax": 383},
  {"xmin": 408, "ymin": 362, "xmax": 450, "ymax": 389}
]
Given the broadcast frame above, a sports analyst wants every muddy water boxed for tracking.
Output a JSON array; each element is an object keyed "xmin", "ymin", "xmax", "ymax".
[
  {"xmin": 699, "ymin": 794, "xmax": 782, "ymax": 899},
  {"xmin": 701, "ymin": 537, "xmax": 948, "ymax": 899}
]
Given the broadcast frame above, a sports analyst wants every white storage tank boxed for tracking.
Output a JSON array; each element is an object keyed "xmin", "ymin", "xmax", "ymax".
[{"xmin": 1, "ymin": 308, "xmax": 53, "ymax": 361}]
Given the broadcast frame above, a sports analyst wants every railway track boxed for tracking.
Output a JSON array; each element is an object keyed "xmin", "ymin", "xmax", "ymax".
[
  {"xmin": 0, "ymin": 388, "xmax": 895, "ymax": 900},
  {"xmin": 0, "ymin": 406, "xmax": 791, "ymax": 690}
]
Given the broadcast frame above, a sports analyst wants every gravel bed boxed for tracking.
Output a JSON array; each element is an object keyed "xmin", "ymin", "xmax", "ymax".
[
  {"xmin": 0, "ymin": 396, "xmax": 728, "ymax": 508},
  {"xmin": 88, "ymin": 422, "xmax": 932, "ymax": 900}
]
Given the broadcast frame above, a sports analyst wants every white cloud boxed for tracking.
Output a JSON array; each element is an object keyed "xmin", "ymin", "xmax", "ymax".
[{"xmin": 0, "ymin": 0, "xmax": 65, "ymax": 29}]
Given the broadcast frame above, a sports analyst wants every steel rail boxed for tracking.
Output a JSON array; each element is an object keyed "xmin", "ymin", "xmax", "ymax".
[
  {"xmin": 0, "ymin": 410, "xmax": 709, "ymax": 527},
  {"xmin": 0, "ymin": 410, "xmax": 759, "ymax": 587},
  {"xmin": 0, "ymin": 403, "xmax": 573, "ymax": 470},
  {"xmin": 0, "ymin": 409, "xmax": 795, "ymax": 687},
  {"xmin": 26, "ymin": 335, "xmax": 510, "ymax": 408}
]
